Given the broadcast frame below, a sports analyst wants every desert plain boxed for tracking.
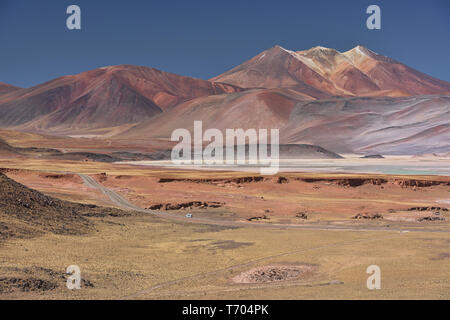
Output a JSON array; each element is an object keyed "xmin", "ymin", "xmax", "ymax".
[
  {"xmin": 0, "ymin": 43, "xmax": 449, "ymax": 300},
  {"xmin": 0, "ymin": 140, "xmax": 448, "ymax": 299}
]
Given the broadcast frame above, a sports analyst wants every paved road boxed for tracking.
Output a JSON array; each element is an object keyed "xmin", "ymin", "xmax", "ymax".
[{"xmin": 78, "ymin": 173, "xmax": 450, "ymax": 234}]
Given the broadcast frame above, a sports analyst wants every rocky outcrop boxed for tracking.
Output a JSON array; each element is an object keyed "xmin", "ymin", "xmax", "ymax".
[
  {"xmin": 407, "ymin": 206, "xmax": 448, "ymax": 212},
  {"xmin": 417, "ymin": 216, "xmax": 445, "ymax": 222},
  {"xmin": 393, "ymin": 180, "xmax": 449, "ymax": 188},
  {"xmin": 148, "ymin": 201, "xmax": 223, "ymax": 211},
  {"xmin": 0, "ymin": 173, "xmax": 129, "ymax": 241},
  {"xmin": 247, "ymin": 215, "xmax": 269, "ymax": 222},
  {"xmin": 299, "ymin": 177, "xmax": 387, "ymax": 187},
  {"xmin": 158, "ymin": 176, "xmax": 265, "ymax": 184},
  {"xmin": 352, "ymin": 213, "xmax": 383, "ymax": 220},
  {"xmin": 295, "ymin": 212, "xmax": 308, "ymax": 220}
]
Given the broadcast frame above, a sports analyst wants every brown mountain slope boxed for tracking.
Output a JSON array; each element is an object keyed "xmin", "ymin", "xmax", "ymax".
[
  {"xmin": 211, "ymin": 45, "xmax": 450, "ymax": 97},
  {"xmin": 343, "ymin": 46, "xmax": 450, "ymax": 95},
  {"xmin": 0, "ymin": 82, "xmax": 21, "ymax": 96},
  {"xmin": 117, "ymin": 93, "xmax": 450, "ymax": 155},
  {"xmin": 117, "ymin": 88, "xmax": 312, "ymax": 140},
  {"xmin": 210, "ymin": 46, "xmax": 342, "ymax": 99},
  {"xmin": 294, "ymin": 46, "xmax": 381, "ymax": 95},
  {"xmin": 0, "ymin": 65, "xmax": 242, "ymax": 133},
  {"xmin": 0, "ymin": 172, "xmax": 130, "ymax": 242}
]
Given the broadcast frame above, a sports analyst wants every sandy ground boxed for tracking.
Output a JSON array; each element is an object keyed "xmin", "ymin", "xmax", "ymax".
[
  {"xmin": 1, "ymin": 215, "xmax": 449, "ymax": 300},
  {"xmin": 0, "ymin": 157, "xmax": 449, "ymax": 299}
]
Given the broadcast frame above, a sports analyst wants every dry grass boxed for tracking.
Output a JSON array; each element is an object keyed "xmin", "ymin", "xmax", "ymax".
[
  {"xmin": 0, "ymin": 158, "xmax": 448, "ymax": 299},
  {"xmin": 0, "ymin": 214, "xmax": 448, "ymax": 299}
]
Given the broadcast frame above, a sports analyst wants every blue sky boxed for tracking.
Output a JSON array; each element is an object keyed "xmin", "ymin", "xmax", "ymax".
[{"xmin": 1, "ymin": 0, "xmax": 449, "ymax": 87}]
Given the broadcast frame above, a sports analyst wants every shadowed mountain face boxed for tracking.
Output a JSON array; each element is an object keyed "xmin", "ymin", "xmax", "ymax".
[
  {"xmin": 0, "ymin": 65, "xmax": 242, "ymax": 133},
  {"xmin": 211, "ymin": 45, "xmax": 450, "ymax": 98}
]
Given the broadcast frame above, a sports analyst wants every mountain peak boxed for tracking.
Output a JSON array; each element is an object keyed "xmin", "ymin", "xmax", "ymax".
[
  {"xmin": 270, "ymin": 45, "xmax": 293, "ymax": 54},
  {"xmin": 354, "ymin": 44, "xmax": 369, "ymax": 51},
  {"xmin": 307, "ymin": 46, "xmax": 338, "ymax": 53},
  {"xmin": 352, "ymin": 45, "xmax": 377, "ymax": 56},
  {"xmin": 212, "ymin": 44, "xmax": 450, "ymax": 97},
  {"xmin": 344, "ymin": 45, "xmax": 395, "ymax": 64}
]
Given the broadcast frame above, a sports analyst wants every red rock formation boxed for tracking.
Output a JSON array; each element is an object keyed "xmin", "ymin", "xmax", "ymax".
[{"xmin": 0, "ymin": 65, "xmax": 242, "ymax": 133}]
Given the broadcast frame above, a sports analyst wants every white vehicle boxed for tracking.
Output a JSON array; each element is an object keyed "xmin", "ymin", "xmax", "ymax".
[{"xmin": 185, "ymin": 214, "xmax": 193, "ymax": 218}]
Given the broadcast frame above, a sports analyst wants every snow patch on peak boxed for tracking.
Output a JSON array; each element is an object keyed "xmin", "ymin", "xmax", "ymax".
[
  {"xmin": 354, "ymin": 45, "xmax": 375, "ymax": 56},
  {"xmin": 344, "ymin": 45, "xmax": 395, "ymax": 64},
  {"xmin": 273, "ymin": 45, "xmax": 295, "ymax": 55},
  {"xmin": 308, "ymin": 46, "xmax": 339, "ymax": 54},
  {"xmin": 257, "ymin": 53, "xmax": 266, "ymax": 61}
]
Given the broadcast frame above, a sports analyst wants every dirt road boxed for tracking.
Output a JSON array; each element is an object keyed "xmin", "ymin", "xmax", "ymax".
[
  {"xmin": 77, "ymin": 173, "xmax": 449, "ymax": 299},
  {"xmin": 78, "ymin": 173, "xmax": 450, "ymax": 234},
  {"xmin": 78, "ymin": 173, "xmax": 146, "ymax": 212}
]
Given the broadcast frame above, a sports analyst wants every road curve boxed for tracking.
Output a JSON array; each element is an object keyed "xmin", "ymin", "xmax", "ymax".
[
  {"xmin": 78, "ymin": 173, "xmax": 147, "ymax": 212},
  {"xmin": 76, "ymin": 173, "xmax": 450, "ymax": 299},
  {"xmin": 77, "ymin": 173, "xmax": 450, "ymax": 234}
]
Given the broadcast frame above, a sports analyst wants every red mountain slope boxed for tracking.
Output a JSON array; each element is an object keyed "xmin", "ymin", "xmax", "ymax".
[
  {"xmin": 211, "ymin": 45, "xmax": 450, "ymax": 97},
  {"xmin": 0, "ymin": 65, "xmax": 242, "ymax": 133}
]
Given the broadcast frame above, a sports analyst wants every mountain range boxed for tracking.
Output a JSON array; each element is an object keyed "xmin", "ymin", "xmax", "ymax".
[
  {"xmin": 212, "ymin": 45, "xmax": 450, "ymax": 98},
  {"xmin": 0, "ymin": 45, "xmax": 449, "ymax": 155}
]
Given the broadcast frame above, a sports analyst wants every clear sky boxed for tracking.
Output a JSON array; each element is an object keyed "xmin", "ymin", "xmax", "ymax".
[{"xmin": 1, "ymin": 0, "xmax": 449, "ymax": 88}]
